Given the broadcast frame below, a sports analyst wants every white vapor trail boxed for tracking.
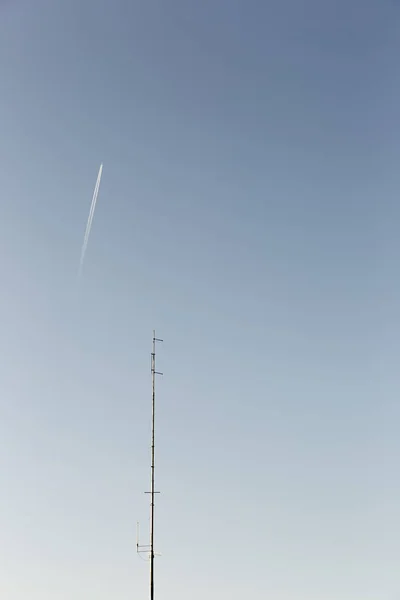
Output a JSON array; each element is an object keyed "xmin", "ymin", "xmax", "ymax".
[{"xmin": 78, "ymin": 163, "xmax": 103, "ymax": 277}]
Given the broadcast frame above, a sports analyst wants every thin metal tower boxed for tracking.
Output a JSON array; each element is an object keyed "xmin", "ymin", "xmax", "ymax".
[{"xmin": 137, "ymin": 331, "xmax": 163, "ymax": 600}]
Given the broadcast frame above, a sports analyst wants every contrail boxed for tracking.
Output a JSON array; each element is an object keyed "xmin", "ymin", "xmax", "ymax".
[{"xmin": 78, "ymin": 163, "xmax": 103, "ymax": 277}]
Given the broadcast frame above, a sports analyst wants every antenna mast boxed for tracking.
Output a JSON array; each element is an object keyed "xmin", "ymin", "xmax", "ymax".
[{"xmin": 137, "ymin": 331, "xmax": 163, "ymax": 600}]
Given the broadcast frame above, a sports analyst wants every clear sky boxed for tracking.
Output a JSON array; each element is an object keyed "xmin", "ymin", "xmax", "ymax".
[{"xmin": 0, "ymin": 1, "xmax": 399, "ymax": 598}]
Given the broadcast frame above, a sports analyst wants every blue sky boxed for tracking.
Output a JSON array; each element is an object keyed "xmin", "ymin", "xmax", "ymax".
[{"xmin": 0, "ymin": 0, "xmax": 399, "ymax": 598}]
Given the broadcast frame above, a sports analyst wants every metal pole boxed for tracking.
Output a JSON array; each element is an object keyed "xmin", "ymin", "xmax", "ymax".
[
  {"xmin": 137, "ymin": 332, "xmax": 163, "ymax": 600},
  {"xmin": 150, "ymin": 331, "xmax": 156, "ymax": 600},
  {"xmin": 149, "ymin": 331, "xmax": 163, "ymax": 600}
]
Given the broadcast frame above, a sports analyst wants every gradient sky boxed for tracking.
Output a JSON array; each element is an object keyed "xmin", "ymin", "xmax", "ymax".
[{"xmin": 1, "ymin": 1, "xmax": 400, "ymax": 598}]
